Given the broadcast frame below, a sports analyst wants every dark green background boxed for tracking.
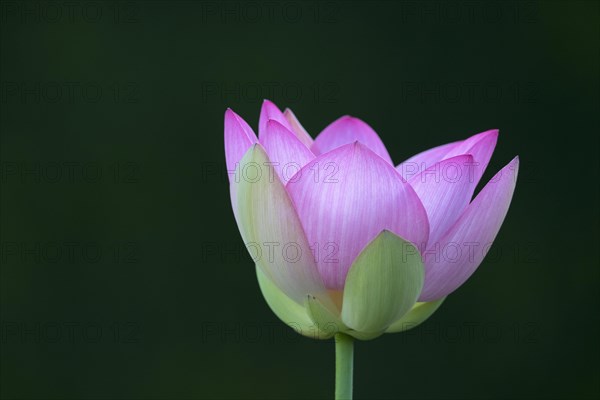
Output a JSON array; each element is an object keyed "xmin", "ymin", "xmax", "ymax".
[{"xmin": 1, "ymin": 1, "xmax": 598, "ymax": 399}]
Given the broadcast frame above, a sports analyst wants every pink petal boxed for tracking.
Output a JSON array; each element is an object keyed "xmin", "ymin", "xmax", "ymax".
[
  {"xmin": 396, "ymin": 129, "xmax": 498, "ymax": 184},
  {"xmin": 286, "ymin": 142, "xmax": 429, "ymax": 289},
  {"xmin": 311, "ymin": 116, "xmax": 393, "ymax": 164},
  {"xmin": 396, "ymin": 141, "xmax": 460, "ymax": 180},
  {"xmin": 284, "ymin": 108, "xmax": 314, "ymax": 149},
  {"xmin": 224, "ymin": 109, "xmax": 258, "ymax": 220},
  {"xmin": 258, "ymin": 99, "xmax": 293, "ymax": 138},
  {"xmin": 409, "ymin": 155, "xmax": 476, "ymax": 249},
  {"xmin": 260, "ymin": 120, "xmax": 315, "ymax": 184},
  {"xmin": 224, "ymin": 108, "xmax": 258, "ymax": 181},
  {"xmin": 443, "ymin": 129, "xmax": 498, "ymax": 187},
  {"xmin": 419, "ymin": 157, "xmax": 519, "ymax": 301}
]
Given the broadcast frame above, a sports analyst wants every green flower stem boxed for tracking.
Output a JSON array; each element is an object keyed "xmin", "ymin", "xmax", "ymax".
[{"xmin": 334, "ymin": 332, "xmax": 354, "ymax": 400}]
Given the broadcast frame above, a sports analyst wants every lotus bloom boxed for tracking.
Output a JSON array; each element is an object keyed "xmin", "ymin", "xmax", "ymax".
[{"xmin": 225, "ymin": 100, "xmax": 518, "ymax": 340}]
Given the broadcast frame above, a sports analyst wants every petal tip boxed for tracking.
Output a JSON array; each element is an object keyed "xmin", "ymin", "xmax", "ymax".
[
  {"xmin": 266, "ymin": 118, "xmax": 288, "ymax": 130},
  {"xmin": 506, "ymin": 155, "xmax": 520, "ymax": 172},
  {"xmin": 510, "ymin": 156, "xmax": 520, "ymax": 176},
  {"xmin": 334, "ymin": 115, "xmax": 360, "ymax": 125},
  {"xmin": 472, "ymin": 129, "xmax": 499, "ymax": 142},
  {"xmin": 246, "ymin": 142, "xmax": 261, "ymax": 156}
]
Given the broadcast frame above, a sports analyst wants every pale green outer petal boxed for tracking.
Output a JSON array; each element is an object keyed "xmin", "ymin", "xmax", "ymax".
[
  {"xmin": 304, "ymin": 295, "xmax": 345, "ymax": 339},
  {"xmin": 236, "ymin": 144, "xmax": 326, "ymax": 304},
  {"xmin": 256, "ymin": 266, "xmax": 331, "ymax": 340},
  {"xmin": 385, "ymin": 297, "xmax": 446, "ymax": 333},
  {"xmin": 345, "ymin": 329, "xmax": 385, "ymax": 341},
  {"xmin": 304, "ymin": 295, "xmax": 383, "ymax": 340},
  {"xmin": 341, "ymin": 230, "xmax": 425, "ymax": 333},
  {"xmin": 257, "ymin": 265, "xmax": 380, "ymax": 340}
]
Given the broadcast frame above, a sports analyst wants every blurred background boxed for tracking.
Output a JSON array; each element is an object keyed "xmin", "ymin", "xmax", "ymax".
[{"xmin": 1, "ymin": 1, "xmax": 598, "ymax": 399}]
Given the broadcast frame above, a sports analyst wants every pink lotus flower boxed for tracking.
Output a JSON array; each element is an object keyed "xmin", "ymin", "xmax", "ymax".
[{"xmin": 225, "ymin": 100, "xmax": 518, "ymax": 340}]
